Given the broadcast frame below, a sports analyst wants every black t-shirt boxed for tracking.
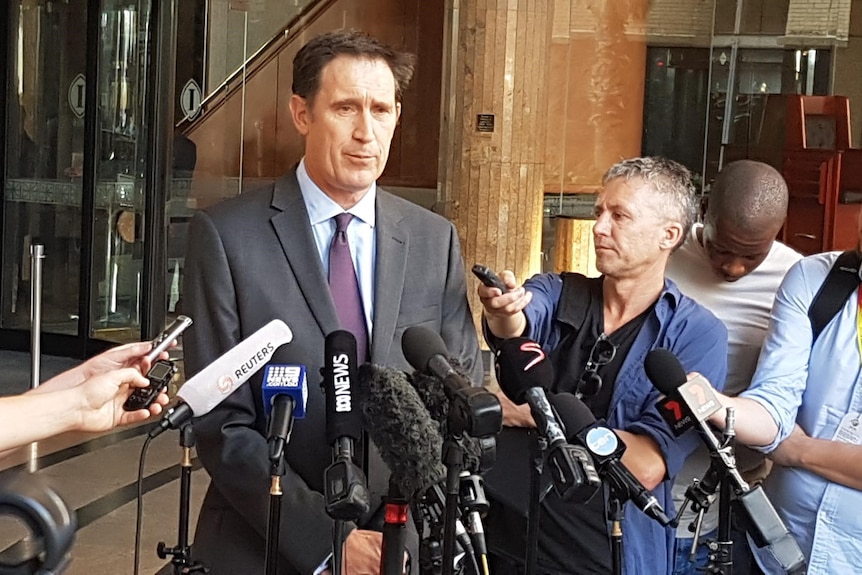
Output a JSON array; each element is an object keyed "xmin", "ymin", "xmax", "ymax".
[{"xmin": 537, "ymin": 278, "xmax": 652, "ymax": 574}]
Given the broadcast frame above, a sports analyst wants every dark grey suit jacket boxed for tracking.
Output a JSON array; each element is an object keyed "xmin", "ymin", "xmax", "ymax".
[{"xmin": 183, "ymin": 170, "xmax": 482, "ymax": 575}]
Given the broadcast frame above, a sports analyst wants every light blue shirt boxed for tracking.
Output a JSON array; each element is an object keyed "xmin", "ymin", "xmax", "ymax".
[
  {"xmin": 296, "ymin": 159, "xmax": 376, "ymax": 334},
  {"xmin": 742, "ymin": 251, "xmax": 862, "ymax": 574}
]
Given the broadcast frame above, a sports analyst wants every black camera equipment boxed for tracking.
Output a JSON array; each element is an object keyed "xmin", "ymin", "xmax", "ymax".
[{"xmin": 0, "ymin": 472, "xmax": 76, "ymax": 575}]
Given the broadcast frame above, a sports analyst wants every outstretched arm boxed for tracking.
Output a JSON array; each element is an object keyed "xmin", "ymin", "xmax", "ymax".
[{"xmin": 0, "ymin": 367, "xmax": 165, "ymax": 456}]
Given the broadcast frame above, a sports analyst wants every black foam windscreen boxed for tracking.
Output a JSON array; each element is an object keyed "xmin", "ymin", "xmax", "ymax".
[
  {"xmin": 410, "ymin": 364, "xmax": 489, "ymax": 474},
  {"xmin": 401, "ymin": 325, "xmax": 449, "ymax": 373},
  {"xmin": 548, "ymin": 392, "xmax": 596, "ymax": 440},
  {"xmin": 494, "ymin": 337, "xmax": 555, "ymax": 405},
  {"xmin": 409, "ymin": 368, "xmax": 449, "ymax": 424},
  {"xmin": 323, "ymin": 330, "xmax": 362, "ymax": 445},
  {"xmin": 644, "ymin": 348, "xmax": 687, "ymax": 396},
  {"xmin": 357, "ymin": 364, "xmax": 445, "ymax": 500}
]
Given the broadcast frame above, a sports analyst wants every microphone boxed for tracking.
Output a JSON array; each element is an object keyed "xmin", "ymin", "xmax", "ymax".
[
  {"xmin": 357, "ymin": 364, "xmax": 445, "ymax": 575},
  {"xmin": 322, "ymin": 330, "xmax": 370, "ymax": 521},
  {"xmin": 357, "ymin": 364, "xmax": 445, "ymax": 500},
  {"xmin": 644, "ymin": 349, "xmax": 807, "ymax": 573},
  {"xmin": 495, "ymin": 338, "xmax": 601, "ymax": 502},
  {"xmin": 402, "ymin": 326, "xmax": 502, "ymax": 438},
  {"xmin": 548, "ymin": 393, "xmax": 672, "ymax": 526},
  {"xmin": 410, "ymin": 367, "xmax": 496, "ymax": 474},
  {"xmin": 149, "ymin": 319, "xmax": 293, "ymax": 438},
  {"xmin": 261, "ymin": 364, "xmax": 308, "ymax": 464}
]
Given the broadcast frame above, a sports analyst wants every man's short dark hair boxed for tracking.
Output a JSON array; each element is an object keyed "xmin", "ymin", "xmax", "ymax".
[
  {"xmin": 292, "ymin": 29, "xmax": 415, "ymax": 104},
  {"xmin": 706, "ymin": 160, "xmax": 788, "ymax": 233}
]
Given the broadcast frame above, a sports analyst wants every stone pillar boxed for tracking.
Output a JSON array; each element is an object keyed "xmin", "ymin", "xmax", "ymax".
[
  {"xmin": 439, "ymin": 0, "xmax": 551, "ymax": 339},
  {"xmin": 553, "ymin": 217, "xmax": 597, "ymax": 276},
  {"xmin": 543, "ymin": 0, "xmax": 649, "ymax": 273}
]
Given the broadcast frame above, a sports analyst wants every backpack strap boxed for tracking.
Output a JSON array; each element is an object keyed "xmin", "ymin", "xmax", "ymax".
[
  {"xmin": 556, "ymin": 272, "xmax": 596, "ymax": 332},
  {"xmin": 809, "ymin": 250, "xmax": 862, "ymax": 342}
]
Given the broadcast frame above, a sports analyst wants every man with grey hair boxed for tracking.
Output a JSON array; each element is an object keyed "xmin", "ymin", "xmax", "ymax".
[
  {"xmin": 479, "ymin": 156, "xmax": 728, "ymax": 574},
  {"xmin": 666, "ymin": 160, "xmax": 801, "ymax": 575}
]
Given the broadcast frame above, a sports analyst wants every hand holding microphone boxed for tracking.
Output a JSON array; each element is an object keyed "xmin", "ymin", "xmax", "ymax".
[{"xmin": 645, "ymin": 349, "xmax": 807, "ymax": 573}]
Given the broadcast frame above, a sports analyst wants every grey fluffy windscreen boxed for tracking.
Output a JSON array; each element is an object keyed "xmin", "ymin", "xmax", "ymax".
[{"xmin": 358, "ymin": 364, "xmax": 445, "ymax": 500}]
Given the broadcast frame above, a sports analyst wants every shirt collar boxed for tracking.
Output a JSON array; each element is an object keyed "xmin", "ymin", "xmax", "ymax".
[{"xmin": 296, "ymin": 159, "xmax": 377, "ymax": 227}]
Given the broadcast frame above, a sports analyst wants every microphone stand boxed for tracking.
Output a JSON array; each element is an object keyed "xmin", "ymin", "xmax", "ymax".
[
  {"xmin": 525, "ymin": 434, "xmax": 547, "ymax": 575},
  {"xmin": 439, "ymin": 389, "xmax": 502, "ymax": 575},
  {"xmin": 156, "ymin": 423, "xmax": 209, "ymax": 574},
  {"xmin": 459, "ymin": 471, "xmax": 489, "ymax": 575},
  {"xmin": 380, "ymin": 480, "xmax": 410, "ymax": 575},
  {"xmin": 705, "ymin": 408, "xmax": 741, "ymax": 575},
  {"xmin": 324, "ymin": 438, "xmax": 369, "ymax": 575},
  {"xmin": 441, "ymin": 435, "xmax": 465, "ymax": 575},
  {"xmin": 265, "ymin": 396, "xmax": 295, "ymax": 575},
  {"xmin": 607, "ymin": 492, "xmax": 624, "ymax": 575}
]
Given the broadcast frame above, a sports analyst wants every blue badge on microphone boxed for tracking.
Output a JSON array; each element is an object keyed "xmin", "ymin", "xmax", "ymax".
[
  {"xmin": 263, "ymin": 364, "xmax": 307, "ymax": 418},
  {"xmin": 585, "ymin": 426, "xmax": 618, "ymax": 457}
]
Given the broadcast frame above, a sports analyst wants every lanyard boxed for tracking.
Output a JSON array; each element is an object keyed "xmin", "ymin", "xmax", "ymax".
[{"xmin": 857, "ymin": 284, "xmax": 862, "ymax": 361}]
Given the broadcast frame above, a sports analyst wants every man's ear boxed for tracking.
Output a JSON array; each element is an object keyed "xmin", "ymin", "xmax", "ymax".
[
  {"xmin": 395, "ymin": 101, "xmax": 402, "ymax": 125},
  {"xmin": 289, "ymin": 94, "xmax": 310, "ymax": 136},
  {"xmin": 660, "ymin": 221, "xmax": 684, "ymax": 251}
]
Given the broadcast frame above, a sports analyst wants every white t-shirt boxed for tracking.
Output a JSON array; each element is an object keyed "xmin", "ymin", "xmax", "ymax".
[{"xmin": 665, "ymin": 223, "xmax": 802, "ymax": 537}]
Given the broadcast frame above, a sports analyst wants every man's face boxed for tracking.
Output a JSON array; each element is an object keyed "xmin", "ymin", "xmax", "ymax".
[
  {"xmin": 289, "ymin": 55, "xmax": 401, "ymax": 206},
  {"xmin": 592, "ymin": 177, "xmax": 680, "ymax": 279},
  {"xmin": 702, "ymin": 218, "xmax": 776, "ymax": 282}
]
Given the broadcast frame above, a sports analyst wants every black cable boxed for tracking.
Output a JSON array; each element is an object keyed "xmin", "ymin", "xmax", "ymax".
[{"xmin": 134, "ymin": 433, "xmax": 154, "ymax": 575}]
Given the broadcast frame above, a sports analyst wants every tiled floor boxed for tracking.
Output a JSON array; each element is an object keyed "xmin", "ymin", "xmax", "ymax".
[{"xmin": 0, "ymin": 350, "xmax": 209, "ymax": 575}]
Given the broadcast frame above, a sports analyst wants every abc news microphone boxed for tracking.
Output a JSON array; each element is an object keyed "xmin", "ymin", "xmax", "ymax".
[
  {"xmin": 645, "ymin": 348, "xmax": 807, "ymax": 575},
  {"xmin": 323, "ymin": 330, "xmax": 370, "ymax": 522},
  {"xmin": 495, "ymin": 338, "xmax": 601, "ymax": 503},
  {"xmin": 149, "ymin": 319, "xmax": 293, "ymax": 438}
]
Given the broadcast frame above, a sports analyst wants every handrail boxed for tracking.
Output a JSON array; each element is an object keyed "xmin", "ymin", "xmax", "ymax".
[{"xmin": 178, "ymin": 0, "xmax": 337, "ymax": 132}]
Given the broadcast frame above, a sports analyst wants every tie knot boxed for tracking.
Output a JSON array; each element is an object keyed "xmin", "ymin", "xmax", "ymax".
[{"xmin": 334, "ymin": 213, "xmax": 354, "ymax": 233}]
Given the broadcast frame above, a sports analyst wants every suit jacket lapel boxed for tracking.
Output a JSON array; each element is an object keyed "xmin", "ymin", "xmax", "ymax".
[
  {"xmin": 371, "ymin": 191, "xmax": 408, "ymax": 362},
  {"xmin": 269, "ymin": 171, "xmax": 340, "ymax": 336}
]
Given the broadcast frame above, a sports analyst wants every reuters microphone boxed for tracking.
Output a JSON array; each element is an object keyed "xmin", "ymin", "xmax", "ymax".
[{"xmin": 149, "ymin": 319, "xmax": 293, "ymax": 438}]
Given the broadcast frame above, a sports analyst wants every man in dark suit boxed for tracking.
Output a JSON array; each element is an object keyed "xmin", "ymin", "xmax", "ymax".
[{"xmin": 183, "ymin": 30, "xmax": 482, "ymax": 575}]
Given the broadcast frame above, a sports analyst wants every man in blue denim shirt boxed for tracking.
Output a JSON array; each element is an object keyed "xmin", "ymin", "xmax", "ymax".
[{"xmin": 479, "ymin": 157, "xmax": 727, "ymax": 574}]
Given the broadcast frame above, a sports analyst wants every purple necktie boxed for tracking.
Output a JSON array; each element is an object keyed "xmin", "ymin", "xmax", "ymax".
[{"xmin": 329, "ymin": 213, "xmax": 369, "ymax": 361}]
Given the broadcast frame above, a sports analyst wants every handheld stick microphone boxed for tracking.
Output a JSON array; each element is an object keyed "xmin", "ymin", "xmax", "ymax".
[
  {"xmin": 149, "ymin": 319, "xmax": 293, "ymax": 438},
  {"xmin": 261, "ymin": 364, "xmax": 307, "ymax": 464},
  {"xmin": 402, "ymin": 326, "xmax": 502, "ymax": 438},
  {"xmin": 357, "ymin": 364, "xmax": 446, "ymax": 575},
  {"xmin": 322, "ymin": 330, "xmax": 370, "ymax": 521},
  {"xmin": 495, "ymin": 338, "xmax": 601, "ymax": 502},
  {"xmin": 548, "ymin": 393, "xmax": 672, "ymax": 526},
  {"xmin": 645, "ymin": 349, "xmax": 807, "ymax": 573}
]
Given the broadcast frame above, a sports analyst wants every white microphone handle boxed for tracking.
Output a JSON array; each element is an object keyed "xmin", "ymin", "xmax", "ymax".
[{"xmin": 179, "ymin": 319, "xmax": 293, "ymax": 415}]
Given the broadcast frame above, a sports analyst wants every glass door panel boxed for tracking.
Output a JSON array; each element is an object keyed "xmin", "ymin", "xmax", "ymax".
[
  {"xmin": 2, "ymin": 1, "xmax": 88, "ymax": 335},
  {"xmin": 88, "ymin": 0, "xmax": 151, "ymax": 343}
]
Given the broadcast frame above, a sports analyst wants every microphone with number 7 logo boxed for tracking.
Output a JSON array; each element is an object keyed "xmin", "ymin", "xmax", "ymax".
[{"xmin": 646, "ymin": 349, "xmax": 721, "ymax": 437}]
